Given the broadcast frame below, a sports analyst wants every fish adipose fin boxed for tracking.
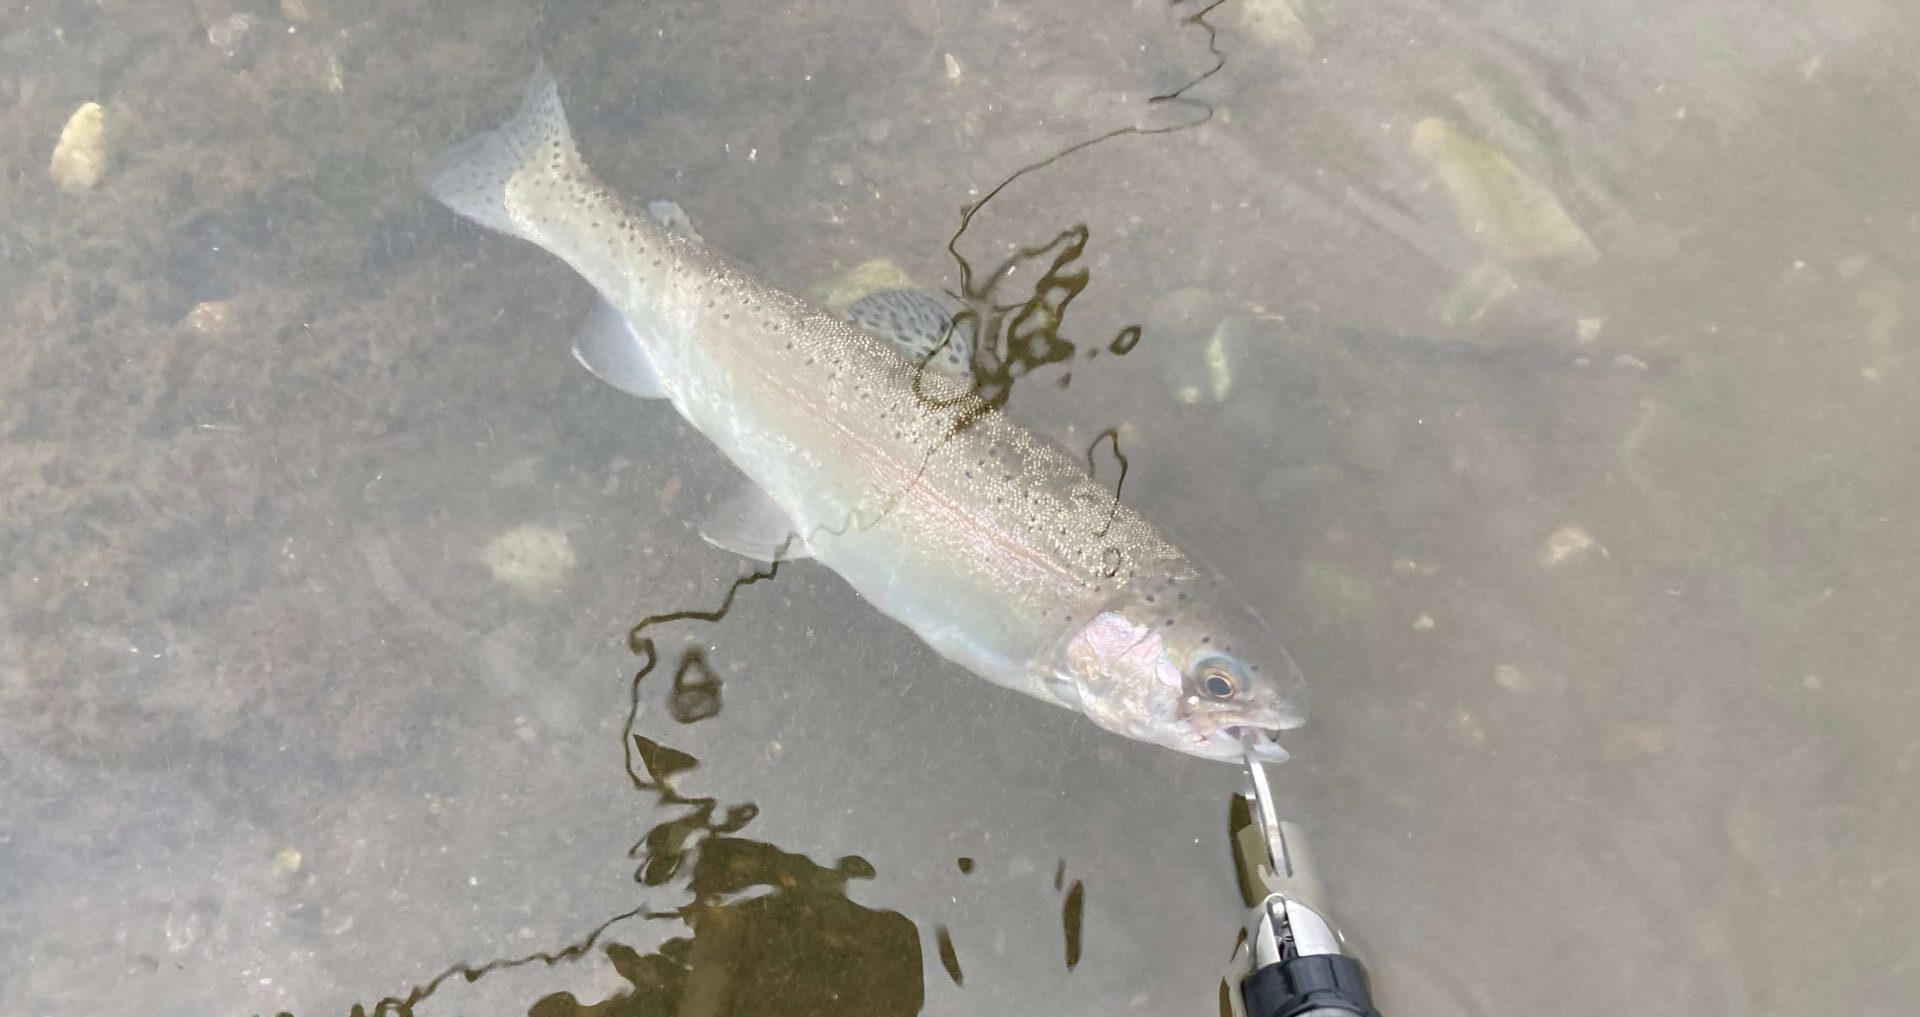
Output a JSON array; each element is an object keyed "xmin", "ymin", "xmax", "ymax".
[
  {"xmin": 571, "ymin": 294, "xmax": 666, "ymax": 398},
  {"xmin": 645, "ymin": 199, "xmax": 703, "ymax": 241},
  {"xmin": 845, "ymin": 289, "xmax": 973, "ymax": 375},
  {"xmin": 700, "ymin": 483, "xmax": 814, "ymax": 562}
]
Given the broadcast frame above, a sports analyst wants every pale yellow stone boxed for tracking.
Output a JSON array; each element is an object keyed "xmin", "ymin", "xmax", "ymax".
[
  {"xmin": 480, "ymin": 526, "xmax": 576, "ymax": 601},
  {"xmin": 1540, "ymin": 525, "xmax": 1596, "ymax": 567},
  {"xmin": 272, "ymin": 847, "xmax": 303, "ymax": 874},
  {"xmin": 186, "ymin": 300, "xmax": 234, "ymax": 334},
  {"xmin": 1235, "ymin": 0, "xmax": 1314, "ymax": 52},
  {"xmin": 49, "ymin": 102, "xmax": 109, "ymax": 193},
  {"xmin": 813, "ymin": 258, "xmax": 917, "ymax": 315},
  {"xmin": 1412, "ymin": 118, "xmax": 1595, "ymax": 263}
]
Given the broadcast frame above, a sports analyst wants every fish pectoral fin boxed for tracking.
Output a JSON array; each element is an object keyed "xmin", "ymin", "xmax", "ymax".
[
  {"xmin": 699, "ymin": 483, "xmax": 814, "ymax": 562},
  {"xmin": 571, "ymin": 293, "xmax": 668, "ymax": 399},
  {"xmin": 1044, "ymin": 674, "xmax": 1084, "ymax": 709},
  {"xmin": 844, "ymin": 288, "xmax": 974, "ymax": 376}
]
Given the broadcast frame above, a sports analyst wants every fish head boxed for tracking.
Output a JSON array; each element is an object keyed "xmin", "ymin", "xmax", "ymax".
[{"xmin": 1048, "ymin": 578, "xmax": 1308, "ymax": 763}]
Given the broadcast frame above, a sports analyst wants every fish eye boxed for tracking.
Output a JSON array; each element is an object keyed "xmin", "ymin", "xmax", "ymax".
[{"xmin": 1196, "ymin": 663, "xmax": 1239, "ymax": 700}]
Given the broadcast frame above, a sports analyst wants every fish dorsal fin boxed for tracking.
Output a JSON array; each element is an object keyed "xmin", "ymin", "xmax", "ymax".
[
  {"xmin": 699, "ymin": 483, "xmax": 814, "ymax": 562},
  {"xmin": 845, "ymin": 289, "xmax": 973, "ymax": 375},
  {"xmin": 571, "ymin": 293, "xmax": 666, "ymax": 398}
]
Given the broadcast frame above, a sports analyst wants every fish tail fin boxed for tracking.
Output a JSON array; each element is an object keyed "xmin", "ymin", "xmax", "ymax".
[{"xmin": 422, "ymin": 60, "xmax": 584, "ymax": 237}]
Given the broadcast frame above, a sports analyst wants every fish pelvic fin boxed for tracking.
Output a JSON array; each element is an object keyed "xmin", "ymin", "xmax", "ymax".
[
  {"xmin": 422, "ymin": 60, "xmax": 582, "ymax": 238},
  {"xmin": 699, "ymin": 482, "xmax": 814, "ymax": 563}
]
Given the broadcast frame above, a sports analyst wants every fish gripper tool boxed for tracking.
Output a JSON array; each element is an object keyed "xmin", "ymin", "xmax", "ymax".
[{"xmin": 1225, "ymin": 748, "xmax": 1386, "ymax": 1017}]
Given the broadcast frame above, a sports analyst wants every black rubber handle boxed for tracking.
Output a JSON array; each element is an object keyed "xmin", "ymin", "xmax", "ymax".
[{"xmin": 1242, "ymin": 954, "xmax": 1384, "ymax": 1017}]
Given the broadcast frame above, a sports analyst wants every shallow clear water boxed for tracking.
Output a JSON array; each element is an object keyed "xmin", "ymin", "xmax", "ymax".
[{"xmin": 3, "ymin": 1, "xmax": 1916, "ymax": 1015}]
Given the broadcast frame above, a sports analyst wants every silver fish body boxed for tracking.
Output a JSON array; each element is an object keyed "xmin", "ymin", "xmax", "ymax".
[{"xmin": 424, "ymin": 65, "xmax": 1307, "ymax": 761}]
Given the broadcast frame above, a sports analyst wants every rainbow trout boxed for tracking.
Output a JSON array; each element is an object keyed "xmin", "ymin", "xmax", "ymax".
[{"xmin": 424, "ymin": 65, "xmax": 1307, "ymax": 761}]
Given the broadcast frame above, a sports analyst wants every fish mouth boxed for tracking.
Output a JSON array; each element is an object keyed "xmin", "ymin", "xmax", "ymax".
[{"xmin": 1212, "ymin": 724, "xmax": 1290, "ymax": 764}]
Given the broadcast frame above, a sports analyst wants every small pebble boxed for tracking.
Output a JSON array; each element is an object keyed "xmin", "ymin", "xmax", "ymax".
[
  {"xmin": 207, "ymin": 13, "xmax": 259, "ymax": 63},
  {"xmin": 49, "ymin": 102, "xmax": 109, "ymax": 192},
  {"xmin": 1234, "ymin": 0, "xmax": 1315, "ymax": 52},
  {"xmin": 480, "ymin": 526, "xmax": 576, "ymax": 601},
  {"xmin": 1446, "ymin": 707, "xmax": 1486, "ymax": 750},
  {"xmin": 1412, "ymin": 613, "xmax": 1435, "ymax": 631},
  {"xmin": 185, "ymin": 300, "xmax": 234, "ymax": 334},
  {"xmin": 1151, "ymin": 289, "xmax": 1238, "ymax": 404},
  {"xmin": 1540, "ymin": 525, "xmax": 1596, "ymax": 567}
]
